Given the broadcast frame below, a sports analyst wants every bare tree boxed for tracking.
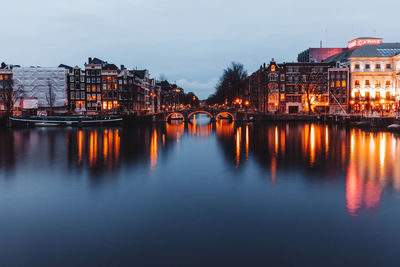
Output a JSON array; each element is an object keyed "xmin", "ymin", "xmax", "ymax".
[
  {"xmin": 0, "ymin": 82, "xmax": 24, "ymax": 116},
  {"xmin": 301, "ymin": 68, "xmax": 328, "ymax": 115},
  {"xmin": 46, "ymin": 79, "xmax": 56, "ymax": 110}
]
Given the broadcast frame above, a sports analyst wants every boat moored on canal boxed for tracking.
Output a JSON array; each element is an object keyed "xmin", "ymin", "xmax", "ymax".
[{"xmin": 10, "ymin": 115, "xmax": 123, "ymax": 128}]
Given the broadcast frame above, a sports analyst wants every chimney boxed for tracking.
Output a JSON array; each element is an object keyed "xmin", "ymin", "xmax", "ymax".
[
  {"xmin": 1, "ymin": 62, "xmax": 6, "ymax": 69},
  {"xmin": 88, "ymin": 57, "xmax": 92, "ymax": 64},
  {"xmin": 121, "ymin": 65, "xmax": 125, "ymax": 70}
]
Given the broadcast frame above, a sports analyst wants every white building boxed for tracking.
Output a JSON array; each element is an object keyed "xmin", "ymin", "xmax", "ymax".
[
  {"xmin": 13, "ymin": 67, "xmax": 67, "ymax": 109},
  {"xmin": 348, "ymin": 43, "xmax": 400, "ymax": 112}
]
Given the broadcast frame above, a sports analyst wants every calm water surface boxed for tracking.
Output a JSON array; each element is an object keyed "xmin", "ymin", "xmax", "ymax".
[{"xmin": 1, "ymin": 115, "xmax": 400, "ymax": 266}]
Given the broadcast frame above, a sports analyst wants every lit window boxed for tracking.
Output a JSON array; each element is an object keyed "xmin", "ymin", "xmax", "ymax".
[
  {"xmin": 342, "ymin": 80, "xmax": 346, "ymax": 87},
  {"xmin": 336, "ymin": 81, "xmax": 341, "ymax": 87},
  {"xmin": 365, "ymin": 80, "xmax": 370, "ymax": 86}
]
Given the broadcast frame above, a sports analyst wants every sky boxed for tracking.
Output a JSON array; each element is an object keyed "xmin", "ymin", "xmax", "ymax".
[{"xmin": 1, "ymin": 0, "xmax": 399, "ymax": 99}]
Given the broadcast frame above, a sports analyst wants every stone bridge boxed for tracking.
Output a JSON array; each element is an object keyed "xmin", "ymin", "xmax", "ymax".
[{"xmin": 160, "ymin": 109, "xmax": 237, "ymax": 122}]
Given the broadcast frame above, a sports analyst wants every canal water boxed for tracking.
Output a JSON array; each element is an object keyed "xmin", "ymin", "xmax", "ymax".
[{"xmin": 1, "ymin": 115, "xmax": 400, "ymax": 266}]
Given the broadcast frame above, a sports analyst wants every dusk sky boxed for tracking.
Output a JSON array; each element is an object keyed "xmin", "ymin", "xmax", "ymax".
[{"xmin": 2, "ymin": 0, "xmax": 399, "ymax": 99}]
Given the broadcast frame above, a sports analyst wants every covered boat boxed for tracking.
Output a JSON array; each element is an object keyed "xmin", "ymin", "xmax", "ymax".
[{"xmin": 10, "ymin": 115, "xmax": 123, "ymax": 128}]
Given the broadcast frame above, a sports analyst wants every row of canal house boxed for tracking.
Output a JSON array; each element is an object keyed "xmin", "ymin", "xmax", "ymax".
[
  {"xmin": 246, "ymin": 60, "xmax": 343, "ymax": 114},
  {"xmin": 0, "ymin": 57, "xmax": 162, "ymax": 114},
  {"xmin": 247, "ymin": 37, "xmax": 400, "ymax": 114},
  {"xmin": 61, "ymin": 57, "xmax": 160, "ymax": 114}
]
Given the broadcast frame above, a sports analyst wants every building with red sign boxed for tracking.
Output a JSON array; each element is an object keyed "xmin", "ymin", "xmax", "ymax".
[{"xmin": 348, "ymin": 37, "xmax": 383, "ymax": 50}]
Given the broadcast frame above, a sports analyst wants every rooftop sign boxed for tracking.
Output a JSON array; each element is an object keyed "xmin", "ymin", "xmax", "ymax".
[{"xmin": 348, "ymin": 38, "xmax": 383, "ymax": 49}]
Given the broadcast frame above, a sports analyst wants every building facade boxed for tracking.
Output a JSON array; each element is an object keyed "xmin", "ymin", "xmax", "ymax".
[
  {"xmin": 349, "ymin": 44, "xmax": 400, "ymax": 113},
  {"xmin": 328, "ymin": 67, "xmax": 350, "ymax": 114}
]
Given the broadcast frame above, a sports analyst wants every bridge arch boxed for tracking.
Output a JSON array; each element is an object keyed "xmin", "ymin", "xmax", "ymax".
[
  {"xmin": 215, "ymin": 112, "xmax": 235, "ymax": 121},
  {"xmin": 187, "ymin": 110, "xmax": 214, "ymax": 120},
  {"xmin": 166, "ymin": 112, "xmax": 184, "ymax": 121}
]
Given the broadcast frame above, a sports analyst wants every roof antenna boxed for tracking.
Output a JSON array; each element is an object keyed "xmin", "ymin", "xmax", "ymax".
[{"xmin": 320, "ymin": 40, "xmax": 322, "ymax": 48}]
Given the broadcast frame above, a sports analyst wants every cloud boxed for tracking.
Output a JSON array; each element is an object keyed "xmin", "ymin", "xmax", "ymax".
[{"xmin": 176, "ymin": 78, "xmax": 219, "ymax": 100}]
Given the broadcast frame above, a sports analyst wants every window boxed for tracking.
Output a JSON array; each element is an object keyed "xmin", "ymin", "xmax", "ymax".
[
  {"xmin": 287, "ymin": 67, "xmax": 293, "ymax": 73},
  {"xmin": 92, "ymin": 86, "xmax": 96, "ymax": 92},
  {"xmin": 365, "ymin": 64, "xmax": 370, "ymax": 70},
  {"xmin": 81, "ymin": 76, "xmax": 85, "ymax": 83},
  {"xmin": 376, "ymin": 64, "xmax": 381, "ymax": 70},
  {"xmin": 70, "ymin": 76, "xmax": 74, "ymax": 82},
  {"xmin": 86, "ymin": 85, "xmax": 90, "ymax": 91},
  {"xmin": 341, "ymin": 80, "xmax": 346, "ymax": 87},
  {"xmin": 331, "ymin": 81, "xmax": 335, "ymax": 87},
  {"xmin": 355, "ymin": 64, "xmax": 360, "ymax": 69},
  {"xmin": 70, "ymin": 92, "xmax": 75, "ymax": 99},
  {"xmin": 365, "ymin": 91, "xmax": 370, "ymax": 99},
  {"xmin": 97, "ymin": 78, "xmax": 101, "ymax": 83},
  {"xmin": 268, "ymin": 73, "xmax": 278, "ymax": 81},
  {"xmin": 376, "ymin": 92, "xmax": 380, "ymax": 99},
  {"xmin": 280, "ymin": 74, "xmax": 285, "ymax": 81},
  {"xmin": 375, "ymin": 80, "xmax": 381, "ymax": 87},
  {"xmin": 365, "ymin": 80, "xmax": 370, "ymax": 86},
  {"xmin": 336, "ymin": 81, "xmax": 341, "ymax": 87},
  {"xmin": 386, "ymin": 80, "xmax": 391, "ymax": 87},
  {"xmin": 386, "ymin": 91, "xmax": 390, "ymax": 99},
  {"xmin": 355, "ymin": 80, "xmax": 360, "ymax": 86},
  {"xmin": 119, "ymin": 80, "xmax": 123, "ymax": 85},
  {"xmin": 81, "ymin": 92, "xmax": 85, "ymax": 99},
  {"xmin": 86, "ymin": 78, "xmax": 90, "ymax": 83},
  {"xmin": 103, "ymin": 84, "xmax": 107, "ymax": 90},
  {"xmin": 386, "ymin": 64, "xmax": 391, "ymax": 69}
]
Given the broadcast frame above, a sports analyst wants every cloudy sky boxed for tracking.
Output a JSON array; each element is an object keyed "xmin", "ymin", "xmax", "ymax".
[{"xmin": 2, "ymin": 0, "xmax": 399, "ymax": 99}]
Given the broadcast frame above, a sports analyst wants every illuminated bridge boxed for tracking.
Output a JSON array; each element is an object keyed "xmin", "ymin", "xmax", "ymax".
[{"xmin": 160, "ymin": 109, "xmax": 239, "ymax": 122}]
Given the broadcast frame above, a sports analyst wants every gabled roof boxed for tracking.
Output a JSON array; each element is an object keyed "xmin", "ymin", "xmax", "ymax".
[
  {"xmin": 58, "ymin": 64, "xmax": 73, "ymax": 72},
  {"xmin": 350, "ymin": 43, "xmax": 400, "ymax": 58},
  {"xmin": 91, "ymin": 57, "xmax": 106, "ymax": 65},
  {"xmin": 103, "ymin": 63, "xmax": 119, "ymax": 71},
  {"xmin": 132, "ymin": 69, "xmax": 148, "ymax": 79}
]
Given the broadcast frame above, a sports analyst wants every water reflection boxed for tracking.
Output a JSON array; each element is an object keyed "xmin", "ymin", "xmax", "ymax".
[{"xmin": 1, "ymin": 122, "xmax": 400, "ymax": 217}]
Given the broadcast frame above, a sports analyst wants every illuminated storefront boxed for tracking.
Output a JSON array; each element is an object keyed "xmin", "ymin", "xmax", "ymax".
[{"xmin": 349, "ymin": 45, "xmax": 400, "ymax": 113}]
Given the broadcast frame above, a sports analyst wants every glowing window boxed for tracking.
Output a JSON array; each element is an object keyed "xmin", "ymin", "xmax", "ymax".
[{"xmin": 342, "ymin": 80, "xmax": 346, "ymax": 87}]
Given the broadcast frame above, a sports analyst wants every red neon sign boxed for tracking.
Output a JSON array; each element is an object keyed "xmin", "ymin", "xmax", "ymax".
[{"xmin": 348, "ymin": 38, "xmax": 382, "ymax": 49}]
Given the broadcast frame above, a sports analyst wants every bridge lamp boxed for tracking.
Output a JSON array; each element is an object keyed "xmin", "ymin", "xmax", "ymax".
[{"xmin": 245, "ymin": 101, "xmax": 250, "ymax": 106}]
